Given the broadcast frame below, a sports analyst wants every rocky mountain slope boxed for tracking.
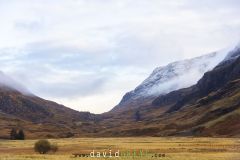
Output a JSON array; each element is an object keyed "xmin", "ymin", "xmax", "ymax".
[
  {"xmin": 113, "ymin": 50, "xmax": 228, "ymax": 111},
  {"xmin": 97, "ymin": 45, "xmax": 240, "ymax": 137},
  {"xmin": 0, "ymin": 74, "xmax": 97, "ymax": 139},
  {"xmin": 153, "ymin": 44, "xmax": 240, "ymax": 112}
]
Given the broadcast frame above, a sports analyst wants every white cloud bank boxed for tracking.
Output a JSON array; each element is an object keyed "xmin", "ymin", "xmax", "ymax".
[{"xmin": 0, "ymin": 0, "xmax": 239, "ymax": 113}]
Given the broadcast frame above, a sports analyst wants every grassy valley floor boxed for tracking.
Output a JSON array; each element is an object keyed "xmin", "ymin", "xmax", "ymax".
[{"xmin": 0, "ymin": 137, "xmax": 239, "ymax": 160}]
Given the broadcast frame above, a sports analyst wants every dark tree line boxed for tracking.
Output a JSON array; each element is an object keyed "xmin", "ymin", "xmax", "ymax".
[{"xmin": 10, "ymin": 128, "xmax": 25, "ymax": 140}]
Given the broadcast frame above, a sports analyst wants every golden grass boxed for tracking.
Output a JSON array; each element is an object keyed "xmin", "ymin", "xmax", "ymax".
[{"xmin": 0, "ymin": 137, "xmax": 239, "ymax": 160}]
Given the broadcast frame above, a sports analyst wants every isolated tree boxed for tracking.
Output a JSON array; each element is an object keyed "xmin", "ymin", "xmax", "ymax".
[
  {"xmin": 10, "ymin": 128, "xmax": 17, "ymax": 140},
  {"xmin": 34, "ymin": 140, "xmax": 51, "ymax": 154},
  {"xmin": 17, "ymin": 129, "xmax": 25, "ymax": 140}
]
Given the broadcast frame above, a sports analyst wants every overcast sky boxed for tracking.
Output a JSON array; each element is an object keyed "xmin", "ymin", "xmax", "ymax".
[{"xmin": 0, "ymin": 0, "xmax": 239, "ymax": 113}]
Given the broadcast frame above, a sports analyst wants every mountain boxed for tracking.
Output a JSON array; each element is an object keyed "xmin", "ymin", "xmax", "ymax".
[
  {"xmin": 0, "ymin": 72, "xmax": 97, "ymax": 139},
  {"xmin": 1, "ymin": 44, "xmax": 240, "ymax": 139},
  {"xmin": 222, "ymin": 44, "xmax": 240, "ymax": 62},
  {"xmin": 113, "ymin": 50, "xmax": 228, "ymax": 111},
  {"xmin": 150, "ymin": 47, "xmax": 240, "ymax": 136},
  {"xmin": 153, "ymin": 45, "xmax": 240, "ymax": 112},
  {"xmin": 97, "ymin": 45, "xmax": 240, "ymax": 137}
]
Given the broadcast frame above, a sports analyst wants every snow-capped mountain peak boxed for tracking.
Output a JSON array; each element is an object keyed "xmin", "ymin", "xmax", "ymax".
[
  {"xmin": 222, "ymin": 44, "xmax": 240, "ymax": 62},
  {"xmin": 115, "ymin": 50, "xmax": 228, "ymax": 108}
]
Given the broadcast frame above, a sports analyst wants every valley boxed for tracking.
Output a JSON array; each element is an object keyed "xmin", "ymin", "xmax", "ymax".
[
  {"xmin": 0, "ymin": 1, "xmax": 239, "ymax": 160},
  {"xmin": 0, "ymin": 45, "xmax": 240, "ymax": 139}
]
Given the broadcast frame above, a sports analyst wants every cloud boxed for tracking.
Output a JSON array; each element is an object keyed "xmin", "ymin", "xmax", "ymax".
[
  {"xmin": 0, "ymin": 0, "xmax": 239, "ymax": 113},
  {"xmin": 0, "ymin": 71, "xmax": 31, "ymax": 95}
]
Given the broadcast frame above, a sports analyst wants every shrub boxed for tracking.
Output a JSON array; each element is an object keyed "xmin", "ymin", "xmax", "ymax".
[
  {"xmin": 34, "ymin": 140, "xmax": 51, "ymax": 154},
  {"xmin": 34, "ymin": 140, "xmax": 59, "ymax": 154}
]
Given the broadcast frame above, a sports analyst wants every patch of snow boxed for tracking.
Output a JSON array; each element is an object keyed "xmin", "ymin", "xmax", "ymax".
[{"xmin": 118, "ymin": 49, "xmax": 229, "ymax": 106}]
